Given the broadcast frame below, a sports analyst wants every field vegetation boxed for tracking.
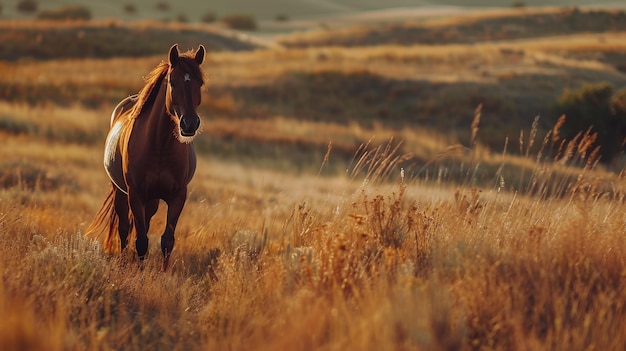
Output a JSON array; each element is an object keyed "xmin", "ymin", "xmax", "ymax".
[
  {"xmin": 279, "ymin": 7, "xmax": 626, "ymax": 47},
  {"xmin": 0, "ymin": 20, "xmax": 258, "ymax": 60},
  {"xmin": 2, "ymin": 5, "xmax": 626, "ymax": 351}
]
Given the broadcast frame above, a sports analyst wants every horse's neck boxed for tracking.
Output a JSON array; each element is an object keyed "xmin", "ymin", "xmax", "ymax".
[{"xmin": 137, "ymin": 81, "xmax": 178, "ymax": 149}]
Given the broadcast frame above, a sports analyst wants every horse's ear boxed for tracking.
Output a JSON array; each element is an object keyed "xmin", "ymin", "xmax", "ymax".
[
  {"xmin": 169, "ymin": 44, "xmax": 180, "ymax": 67},
  {"xmin": 195, "ymin": 45, "xmax": 205, "ymax": 65}
]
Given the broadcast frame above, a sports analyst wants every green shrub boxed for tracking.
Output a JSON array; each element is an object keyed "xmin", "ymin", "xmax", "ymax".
[
  {"xmin": 201, "ymin": 11, "xmax": 217, "ymax": 23},
  {"xmin": 37, "ymin": 5, "xmax": 92, "ymax": 20},
  {"xmin": 176, "ymin": 13, "xmax": 188, "ymax": 23},
  {"xmin": 155, "ymin": 1, "xmax": 170, "ymax": 12},
  {"xmin": 553, "ymin": 82, "xmax": 626, "ymax": 164},
  {"xmin": 123, "ymin": 4, "xmax": 137, "ymax": 15},
  {"xmin": 16, "ymin": 0, "xmax": 38, "ymax": 13},
  {"xmin": 275, "ymin": 13, "xmax": 289, "ymax": 22},
  {"xmin": 221, "ymin": 13, "xmax": 257, "ymax": 31},
  {"xmin": 611, "ymin": 87, "xmax": 626, "ymax": 115},
  {"xmin": 611, "ymin": 87, "xmax": 626, "ymax": 148}
]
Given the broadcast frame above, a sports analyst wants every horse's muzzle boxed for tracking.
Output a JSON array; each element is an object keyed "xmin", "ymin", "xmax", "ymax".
[{"xmin": 180, "ymin": 115, "xmax": 200, "ymax": 137}]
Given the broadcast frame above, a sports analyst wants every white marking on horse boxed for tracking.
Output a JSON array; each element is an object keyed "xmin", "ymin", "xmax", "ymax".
[
  {"xmin": 104, "ymin": 120, "xmax": 128, "ymax": 194},
  {"xmin": 184, "ymin": 73, "xmax": 191, "ymax": 82}
]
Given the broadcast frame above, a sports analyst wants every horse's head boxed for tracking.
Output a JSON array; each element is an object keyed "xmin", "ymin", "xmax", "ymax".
[{"xmin": 166, "ymin": 44, "xmax": 205, "ymax": 142}]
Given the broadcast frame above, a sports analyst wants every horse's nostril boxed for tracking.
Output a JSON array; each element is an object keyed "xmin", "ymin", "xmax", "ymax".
[{"xmin": 180, "ymin": 116, "xmax": 200, "ymax": 136}]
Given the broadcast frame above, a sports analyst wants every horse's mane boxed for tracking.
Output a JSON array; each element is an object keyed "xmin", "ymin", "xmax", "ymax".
[{"xmin": 130, "ymin": 50, "xmax": 205, "ymax": 119}]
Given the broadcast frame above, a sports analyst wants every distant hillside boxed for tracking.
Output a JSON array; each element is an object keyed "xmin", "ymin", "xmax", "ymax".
[
  {"xmin": 1, "ymin": 0, "xmax": 621, "ymax": 22},
  {"xmin": 280, "ymin": 7, "xmax": 626, "ymax": 48},
  {"xmin": 0, "ymin": 21, "xmax": 258, "ymax": 61}
]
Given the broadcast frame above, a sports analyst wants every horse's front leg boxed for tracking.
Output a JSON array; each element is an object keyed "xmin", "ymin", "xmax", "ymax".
[{"xmin": 162, "ymin": 190, "xmax": 187, "ymax": 271}]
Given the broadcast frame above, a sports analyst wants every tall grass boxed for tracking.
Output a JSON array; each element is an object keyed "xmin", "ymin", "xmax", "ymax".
[{"xmin": 2, "ymin": 103, "xmax": 626, "ymax": 349}]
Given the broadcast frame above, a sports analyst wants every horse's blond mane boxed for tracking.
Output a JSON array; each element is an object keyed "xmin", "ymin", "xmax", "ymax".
[{"xmin": 128, "ymin": 62, "xmax": 168, "ymax": 119}]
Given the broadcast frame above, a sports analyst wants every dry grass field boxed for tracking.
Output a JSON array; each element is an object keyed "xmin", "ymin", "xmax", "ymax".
[
  {"xmin": 2, "ymin": 6, "xmax": 626, "ymax": 351},
  {"xmin": 2, "ymin": 100, "xmax": 626, "ymax": 351}
]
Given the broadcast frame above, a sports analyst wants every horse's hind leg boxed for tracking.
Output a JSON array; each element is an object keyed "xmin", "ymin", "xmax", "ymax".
[{"xmin": 113, "ymin": 188, "xmax": 131, "ymax": 251}]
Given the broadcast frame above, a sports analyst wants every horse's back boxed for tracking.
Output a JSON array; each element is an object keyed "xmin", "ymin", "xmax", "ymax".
[
  {"xmin": 110, "ymin": 94, "xmax": 138, "ymax": 126},
  {"xmin": 104, "ymin": 95, "xmax": 138, "ymax": 194}
]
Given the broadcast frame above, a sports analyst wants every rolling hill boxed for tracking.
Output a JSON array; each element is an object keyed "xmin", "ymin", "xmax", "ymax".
[
  {"xmin": 1, "ymin": 0, "xmax": 625, "ymax": 23},
  {"xmin": 2, "ymin": 7, "xmax": 626, "ymax": 168},
  {"xmin": 0, "ymin": 20, "xmax": 259, "ymax": 60},
  {"xmin": 279, "ymin": 7, "xmax": 626, "ymax": 47}
]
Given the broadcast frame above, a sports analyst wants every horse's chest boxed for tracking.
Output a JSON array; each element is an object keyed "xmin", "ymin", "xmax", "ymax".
[{"xmin": 126, "ymin": 149, "xmax": 194, "ymax": 198}]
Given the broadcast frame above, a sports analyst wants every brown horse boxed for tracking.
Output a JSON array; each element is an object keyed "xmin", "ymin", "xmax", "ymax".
[{"xmin": 88, "ymin": 44, "xmax": 205, "ymax": 270}]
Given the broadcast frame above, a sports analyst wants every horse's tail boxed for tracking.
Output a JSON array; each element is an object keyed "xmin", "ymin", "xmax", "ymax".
[{"xmin": 86, "ymin": 184, "xmax": 119, "ymax": 254}]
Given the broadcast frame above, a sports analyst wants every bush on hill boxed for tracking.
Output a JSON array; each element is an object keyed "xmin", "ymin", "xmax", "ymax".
[
  {"xmin": 123, "ymin": 4, "xmax": 137, "ymax": 15},
  {"xmin": 155, "ymin": 1, "xmax": 170, "ymax": 12},
  {"xmin": 201, "ymin": 12, "xmax": 218, "ymax": 23},
  {"xmin": 275, "ymin": 14, "xmax": 289, "ymax": 22},
  {"xmin": 552, "ymin": 82, "xmax": 626, "ymax": 164},
  {"xmin": 16, "ymin": 0, "xmax": 38, "ymax": 13},
  {"xmin": 37, "ymin": 5, "xmax": 92, "ymax": 21},
  {"xmin": 221, "ymin": 14, "xmax": 257, "ymax": 31}
]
